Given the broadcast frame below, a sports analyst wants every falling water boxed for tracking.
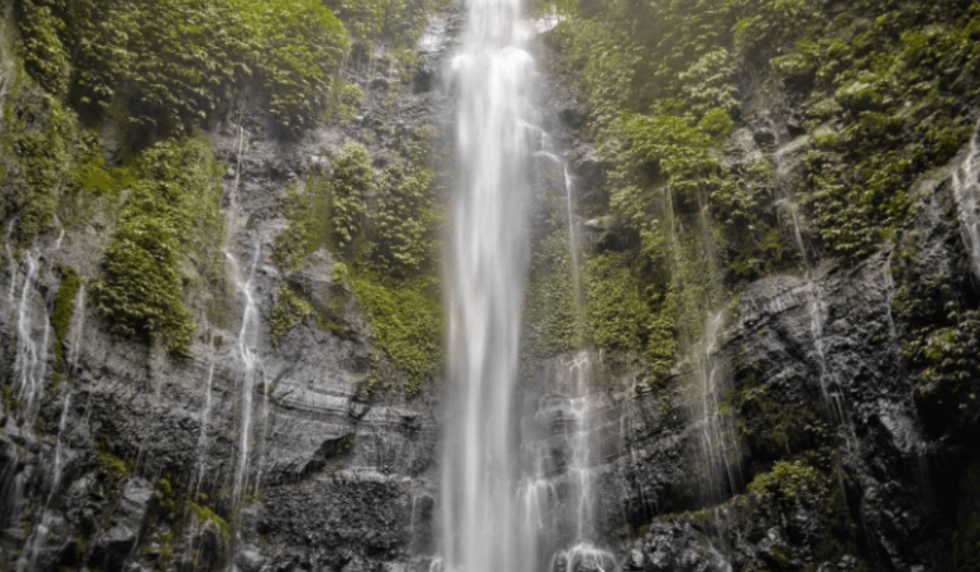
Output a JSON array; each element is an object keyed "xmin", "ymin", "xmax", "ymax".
[
  {"xmin": 196, "ymin": 358, "xmax": 216, "ymax": 492},
  {"xmin": 66, "ymin": 283, "xmax": 86, "ymax": 379},
  {"xmin": 952, "ymin": 124, "xmax": 980, "ymax": 279},
  {"xmin": 51, "ymin": 393, "xmax": 73, "ymax": 494},
  {"xmin": 440, "ymin": 0, "xmax": 536, "ymax": 570},
  {"xmin": 12, "ymin": 252, "xmax": 50, "ymax": 425},
  {"xmin": 226, "ymin": 246, "xmax": 264, "ymax": 505},
  {"xmin": 692, "ymin": 311, "xmax": 741, "ymax": 502}
]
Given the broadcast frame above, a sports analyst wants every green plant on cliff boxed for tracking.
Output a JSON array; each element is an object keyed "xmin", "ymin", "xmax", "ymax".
[
  {"xmin": 0, "ymin": 86, "xmax": 77, "ymax": 245},
  {"xmin": 272, "ymin": 174, "xmax": 331, "ymax": 272},
  {"xmin": 270, "ymin": 129, "xmax": 444, "ymax": 392},
  {"xmin": 331, "ymin": 141, "xmax": 372, "ymax": 252},
  {"xmin": 93, "ymin": 137, "xmax": 224, "ymax": 355},
  {"xmin": 15, "ymin": 0, "xmax": 70, "ymax": 98},
  {"xmin": 50, "ymin": 266, "xmax": 81, "ymax": 387},
  {"xmin": 270, "ymin": 281, "xmax": 316, "ymax": 346},
  {"xmin": 350, "ymin": 273, "xmax": 443, "ymax": 395},
  {"xmin": 523, "ymin": 202, "xmax": 584, "ymax": 366},
  {"xmin": 372, "ymin": 127, "xmax": 441, "ymax": 277},
  {"xmin": 17, "ymin": 0, "xmax": 349, "ymax": 136}
]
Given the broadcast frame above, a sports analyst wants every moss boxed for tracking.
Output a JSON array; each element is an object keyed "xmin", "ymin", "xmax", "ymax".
[
  {"xmin": 350, "ymin": 273, "xmax": 443, "ymax": 396},
  {"xmin": 96, "ymin": 449, "xmax": 133, "ymax": 479},
  {"xmin": 370, "ymin": 127, "xmax": 441, "ymax": 277},
  {"xmin": 50, "ymin": 266, "xmax": 81, "ymax": 385},
  {"xmin": 0, "ymin": 87, "xmax": 78, "ymax": 245},
  {"xmin": 522, "ymin": 193, "xmax": 585, "ymax": 369},
  {"xmin": 735, "ymin": 381, "xmax": 824, "ymax": 456},
  {"xmin": 585, "ymin": 252, "xmax": 653, "ymax": 353},
  {"xmin": 270, "ymin": 281, "xmax": 315, "ymax": 346},
  {"xmin": 272, "ymin": 173, "xmax": 331, "ymax": 272},
  {"xmin": 2, "ymin": 385, "xmax": 19, "ymax": 413},
  {"xmin": 331, "ymin": 141, "xmax": 372, "ymax": 251},
  {"xmin": 188, "ymin": 501, "xmax": 231, "ymax": 541},
  {"xmin": 93, "ymin": 137, "xmax": 225, "ymax": 356}
]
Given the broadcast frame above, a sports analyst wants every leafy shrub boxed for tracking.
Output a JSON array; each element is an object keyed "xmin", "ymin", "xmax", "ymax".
[
  {"xmin": 0, "ymin": 89, "xmax": 77, "ymax": 245},
  {"xmin": 94, "ymin": 137, "xmax": 224, "ymax": 355},
  {"xmin": 372, "ymin": 127, "xmax": 441, "ymax": 276},
  {"xmin": 29, "ymin": 0, "xmax": 349, "ymax": 135},
  {"xmin": 15, "ymin": 0, "xmax": 70, "ymax": 98},
  {"xmin": 351, "ymin": 273, "xmax": 443, "ymax": 394},
  {"xmin": 331, "ymin": 142, "xmax": 372, "ymax": 251},
  {"xmin": 272, "ymin": 174, "xmax": 331, "ymax": 272},
  {"xmin": 586, "ymin": 252, "xmax": 652, "ymax": 352},
  {"xmin": 50, "ymin": 266, "xmax": 81, "ymax": 381},
  {"xmin": 271, "ymin": 282, "xmax": 315, "ymax": 346}
]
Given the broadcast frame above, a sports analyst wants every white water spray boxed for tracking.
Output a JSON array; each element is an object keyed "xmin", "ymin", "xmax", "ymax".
[{"xmin": 441, "ymin": 0, "xmax": 537, "ymax": 570}]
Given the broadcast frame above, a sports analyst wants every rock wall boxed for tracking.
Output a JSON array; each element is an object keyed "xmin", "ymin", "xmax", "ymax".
[
  {"xmin": 0, "ymin": 5, "xmax": 463, "ymax": 571},
  {"xmin": 3, "ymin": 3, "xmax": 980, "ymax": 572}
]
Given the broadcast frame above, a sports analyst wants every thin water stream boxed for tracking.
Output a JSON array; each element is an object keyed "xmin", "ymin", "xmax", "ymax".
[
  {"xmin": 226, "ymin": 245, "xmax": 265, "ymax": 506},
  {"xmin": 953, "ymin": 123, "xmax": 980, "ymax": 279}
]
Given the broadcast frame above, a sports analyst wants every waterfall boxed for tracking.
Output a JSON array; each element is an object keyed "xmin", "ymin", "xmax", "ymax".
[
  {"xmin": 693, "ymin": 311, "xmax": 742, "ymax": 502},
  {"xmin": 12, "ymin": 251, "xmax": 49, "ymax": 426},
  {"xmin": 441, "ymin": 0, "xmax": 536, "ymax": 570},
  {"xmin": 953, "ymin": 124, "xmax": 980, "ymax": 279},
  {"xmin": 226, "ymin": 245, "xmax": 265, "ymax": 506}
]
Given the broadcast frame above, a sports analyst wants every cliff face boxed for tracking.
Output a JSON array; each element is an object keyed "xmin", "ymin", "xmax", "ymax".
[
  {"xmin": 3, "ymin": 1, "xmax": 980, "ymax": 572},
  {"xmin": 524, "ymin": 1, "xmax": 980, "ymax": 569},
  {"xmin": 0, "ymin": 1, "xmax": 459, "ymax": 570}
]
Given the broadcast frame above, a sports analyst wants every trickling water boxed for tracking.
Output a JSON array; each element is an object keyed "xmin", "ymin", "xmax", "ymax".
[
  {"xmin": 952, "ymin": 124, "xmax": 980, "ymax": 279},
  {"xmin": 441, "ymin": 0, "xmax": 536, "ymax": 570},
  {"xmin": 51, "ymin": 393, "xmax": 73, "ymax": 494},
  {"xmin": 196, "ymin": 358, "xmax": 216, "ymax": 493},
  {"xmin": 226, "ymin": 245, "xmax": 264, "ymax": 505},
  {"xmin": 66, "ymin": 283, "xmax": 86, "ymax": 380},
  {"xmin": 693, "ymin": 311, "xmax": 741, "ymax": 502},
  {"xmin": 12, "ymin": 252, "xmax": 49, "ymax": 425}
]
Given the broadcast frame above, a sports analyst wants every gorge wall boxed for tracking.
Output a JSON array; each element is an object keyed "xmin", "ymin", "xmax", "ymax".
[{"xmin": 2, "ymin": 1, "xmax": 980, "ymax": 572}]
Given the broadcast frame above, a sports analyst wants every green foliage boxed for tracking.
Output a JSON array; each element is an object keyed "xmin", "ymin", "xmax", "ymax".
[
  {"xmin": 586, "ymin": 252, "xmax": 652, "ymax": 352},
  {"xmin": 15, "ymin": 0, "xmax": 70, "ymax": 98},
  {"xmin": 272, "ymin": 174, "xmax": 331, "ymax": 272},
  {"xmin": 96, "ymin": 449, "xmax": 133, "ymax": 479},
  {"xmin": 351, "ymin": 273, "xmax": 443, "ymax": 395},
  {"xmin": 744, "ymin": 453, "xmax": 856, "ymax": 562},
  {"xmin": 270, "ymin": 131, "xmax": 444, "ymax": 375},
  {"xmin": 50, "ymin": 266, "xmax": 81, "ymax": 384},
  {"xmin": 31, "ymin": 0, "xmax": 349, "ymax": 135},
  {"xmin": 371, "ymin": 127, "xmax": 441, "ymax": 276},
  {"xmin": 0, "ymin": 87, "xmax": 77, "ymax": 245},
  {"xmin": 522, "ymin": 193, "xmax": 585, "ymax": 367},
  {"xmin": 188, "ymin": 501, "xmax": 231, "ymax": 541},
  {"xmin": 331, "ymin": 142, "xmax": 372, "ymax": 251},
  {"xmin": 735, "ymin": 379, "xmax": 824, "ymax": 456},
  {"xmin": 94, "ymin": 137, "xmax": 224, "ymax": 355},
  {"xmin": 324, "ymin": 0, "xmax": 442, "ymax": 51},
  {"xmin": 72, "ymin": 137, "xmax": 137, "ymax": 196},
  {"xmin": 549, "ymin": 0, "xmax": 735, "ymax": 128},
  {"xmin": 270, "ymin": 282, "xmax": 315, "ymax": 346}
]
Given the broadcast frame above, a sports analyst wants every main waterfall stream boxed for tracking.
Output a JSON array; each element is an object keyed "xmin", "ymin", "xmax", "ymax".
[{"xmin": 441, "ymin": 0, "xmax": 536, "ymax": 570}]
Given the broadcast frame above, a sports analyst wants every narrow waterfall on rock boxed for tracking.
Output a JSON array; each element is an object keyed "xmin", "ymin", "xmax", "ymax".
[
  {"xmin": 12, "ymin": 251, "xmax": 49, "ymax": 427},
  {"xmin": 441, "ymin": 0, "xmax": 535, "ymax": 570},
  {"xmin": 953, "ymin": 123, "xmax": 980, "ymax": 279},
  {"xmin": 692, "ymin": 311, "xmax": 741, "ymax": 503},
  {"xmin": 227, "ymin": 245, "xmax": 266, "ymax": 507}
]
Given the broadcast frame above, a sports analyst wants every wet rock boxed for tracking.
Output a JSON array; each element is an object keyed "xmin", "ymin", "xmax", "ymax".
[
  {"xmin": 92, "ymin": 479, "xmax": 153, "ymax": 563},
  {"xmin": 237, "ymin": 546, "xmax": 267, "ymax": 572}
]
